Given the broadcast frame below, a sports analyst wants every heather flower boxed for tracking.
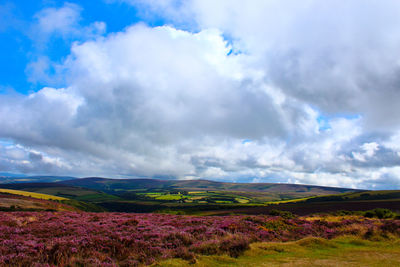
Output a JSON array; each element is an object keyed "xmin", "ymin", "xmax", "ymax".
[{"xmin": 0, "ymin": 211, "xmax": 396, "ymax": 266}]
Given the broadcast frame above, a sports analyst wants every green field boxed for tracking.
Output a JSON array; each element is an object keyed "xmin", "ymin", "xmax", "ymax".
[
  {"xmin": 134, "ymin": 190, "xmax": 310, "ymax": 205},
  {"xmin": 1, "ymin": 179, "xmax": 400, "ymax": 215},
  {"xmin": 156, "ymin": 236, "xmax": 400, "ymax": 267},
  {"xmin": 139, "ymin": 191, "xmax": 251, "ymax": 203}
]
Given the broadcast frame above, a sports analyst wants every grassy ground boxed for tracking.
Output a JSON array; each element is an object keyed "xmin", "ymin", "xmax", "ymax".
[
  {"xmin": 6, "ymin": 186, "xmax": 119, "ymax": 202},
  {"xmin": 140, "ymin": 191, "xmax": 251, "ymax": 203},
  {"xmin": 112, "ymin": 190, "xmax": 335, "ymax": 205},
  {"xmin": 0, "ymin": 188, "xmax": 67, "ymax": 200},
  {"xmin": 155, "ymin": 236, "xmax": 400, "ymax": 267},
  {"xmin": 0, "ymin": 183, "xmax": 122, "ymax": 202},
  {"xmin": 0, "ymin": 193, "xmax": 80, "ymax": 211},
  {"xmin": 0, "ymin": 190, "xmax": 105, "ymax": 211}
]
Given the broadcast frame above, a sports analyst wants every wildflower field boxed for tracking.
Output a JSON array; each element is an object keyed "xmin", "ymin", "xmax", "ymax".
[{"xmin": 1, "ymin": 211, "xmax": 399, "ymax": 266}]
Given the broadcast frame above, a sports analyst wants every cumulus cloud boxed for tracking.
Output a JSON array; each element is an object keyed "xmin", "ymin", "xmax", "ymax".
[
  {"xmin": 22, "ymin": 3, "xmax": 107, "ymax": 87},
  {"xmin": 33, "ymin": 3, "xmax": 106, "ymax": 41},
  {"xmin": 35, "ymin": 3, "xmax": 82, "ymax": 36},
  {"xmin": 133, "ymin": 0, "xmax": 400, "ymax": 129},
  {"xmin": 0, "ymin": 1, "xmax": 400, "ymax": 188}
]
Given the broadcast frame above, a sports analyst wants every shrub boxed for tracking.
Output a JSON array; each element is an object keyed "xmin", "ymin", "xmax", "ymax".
[
  {"xmin": 173, "ymin": 248, "xmax": 196, "ymax": 264},
  {"xmin": 219, "ymin": 236, "xmax": 250, "ymax": 258},
  {"xmin": 191, "ymin": 240, "xmax": 219, "ymax": 255},
  {"xmin": 268, "ymin": 209, "xmax": 295, "ymax": 219},
  {"xmin": 335, "ymin": 210, "xmax": 356, "ymax": 216},
  {"xmin": 380, "ymin": 220, "xmax": 400, "ymax": 236},
  {"xmin": 363, "ymin": 208, "xmax": 396, "ymax": 219}
]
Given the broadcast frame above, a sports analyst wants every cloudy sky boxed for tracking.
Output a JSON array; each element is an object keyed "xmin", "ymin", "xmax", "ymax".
[{"xmin": 1, "ymin": 0, "xmax": 400, "ymax": 189}]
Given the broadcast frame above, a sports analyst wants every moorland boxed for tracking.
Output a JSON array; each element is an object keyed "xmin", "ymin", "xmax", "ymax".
[{"xmin": 0, "ymin": 176, "xmax": 399, "ymax": 266}]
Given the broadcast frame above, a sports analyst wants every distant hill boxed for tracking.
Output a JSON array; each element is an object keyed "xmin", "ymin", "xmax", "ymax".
[
  {"xmin": 0, "ymin": 176, "xmax": 369, "ymax": 214},
  {"xmin": 59, "ymin": 177, "xmax": 358, "ymax": 195},
  {"xmin": 0, "ymin": 176, "xmax": 360, "ymax": 195},
  {"xmin": 303, "ymin": 190, "xmax": 400, "ymax": 202},
  {"xmin": 0, "ymin": 176, "xmax": 77, "ymax": 184}
]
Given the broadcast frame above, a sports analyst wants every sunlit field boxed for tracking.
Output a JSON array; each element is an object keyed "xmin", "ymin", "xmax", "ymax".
[{"xmin": 0, "ymin": 189, "xmax": 67, "ymax": 201}]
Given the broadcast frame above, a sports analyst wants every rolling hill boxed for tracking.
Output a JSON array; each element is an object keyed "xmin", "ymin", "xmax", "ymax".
[
  {"xmin": 59, "ymin": 177, "xmax": 358, "ymax": 195},
  {"xmin": 0, "ymin": 191, "xmax": 78, "ymax": 211},
  {"xmin": 53, "ymin": 177, "xmax": 364, "ymax": 213},
  {"xmin": 0, "ymin": 188, "xmax": 67, "ymax": 201},
  {"xmin": 200, "ymin": 190, "xmax": 400, "ymax": 216},
  {"xmin": 0, "ymin": 182, "xmax": 119, "ymax": 202},
  {"xmin": 4, "ymin": 176, "xmax": 396, "ymax": 215}
]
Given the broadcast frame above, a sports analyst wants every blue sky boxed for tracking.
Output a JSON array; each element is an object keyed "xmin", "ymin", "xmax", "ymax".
[
  {"xmin": 0, "ymin": 0, "xmax": 151, "ymax": 94},
  {"xmin": 1, "ymin": 0, "xmax": 400, "ymax": 189}
]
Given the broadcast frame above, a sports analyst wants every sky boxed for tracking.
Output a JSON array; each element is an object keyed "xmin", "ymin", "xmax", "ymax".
[{"xmin": 1, "ymin": 0, "xmax": 400, "ymax": 189}]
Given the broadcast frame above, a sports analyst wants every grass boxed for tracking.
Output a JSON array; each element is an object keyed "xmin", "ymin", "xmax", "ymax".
[
  {"xmin": 73, "ymin": 193, "xmax": 120, "ymax": 202},
  {"xmin": 155, "ymin": 194, "xmax": 185, "ymax": 201},
  {"xmin": 345, "ymin": 190, "xmax": 400, "ymax": 198},
  {"xmin": 155, "ymin": 236, "xmax": 400, "ymax": 267},
  {"xmin": 129, "ymin": 190, "xmax": 328, "ymax": 205},
  {"xmin": 34, "ymin": 187, "xmax": 101, "ymax": 197},
  {"xmin": 264, "ymin": 196, "xmax": 315, "ymax": 204},
  {"xmin": 0, "ymin": 188, "xmax": 67, "ymax": 201},
  {"xmin": 0, "ymin": 186, "xmax": 120, "ymax": 202},
  {"xmin": 261, "ymin": 190, "xmax": 400, "ymax": 205},
  {"xmin": 0, "ymin": 195, "xmax": 74, "ymax": 211},
  {"xmin": 235, "ymin": 197, "xmax": 250, "ymax": 203}
]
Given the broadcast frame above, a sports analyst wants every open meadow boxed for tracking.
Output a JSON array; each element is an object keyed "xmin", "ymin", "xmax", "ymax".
[{"xmin": 0, "ymin": 210, "xmax": 399, "ymax": 266}]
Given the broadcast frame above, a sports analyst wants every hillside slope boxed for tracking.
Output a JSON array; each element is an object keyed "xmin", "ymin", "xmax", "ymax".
[
  {"xmin": 0, "ymin": 183, "xmax": 119, "ymax": 202},
  {"xmin": 0, "ymin": 192, "xmax": 78, "ymax": 211},
  {"xmin": 59, "ymin": 177, "xmax": 358, "ymax": 195}
]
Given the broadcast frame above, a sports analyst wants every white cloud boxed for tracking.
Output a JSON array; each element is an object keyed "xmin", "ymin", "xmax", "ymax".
[
  {"xmin": 26, "ymin": 3, "xmax": 106, "ymax": 86},
  {"xmin": 131, "ymin": 0, "xmax": 400, "ymax": 130},
  {"xmin": 352, "ymin": 142, "xmax": 379, "ymax": 162},
  {"xmin": 35, "ymin": 3, "xmax": 82, "ymax": 36},
  {"xmin": 34, "ymin": 3, "xmax": 106, "ymax": 39},
  {"xmin": 1, "ymin": 1, "xmax": 400, "ymax": 189}
]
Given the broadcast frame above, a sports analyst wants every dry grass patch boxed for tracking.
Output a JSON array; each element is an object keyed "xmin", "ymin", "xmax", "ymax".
[{"xmin": 0, "ymin": 188, "xmax": 68, "ymax": 200}]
